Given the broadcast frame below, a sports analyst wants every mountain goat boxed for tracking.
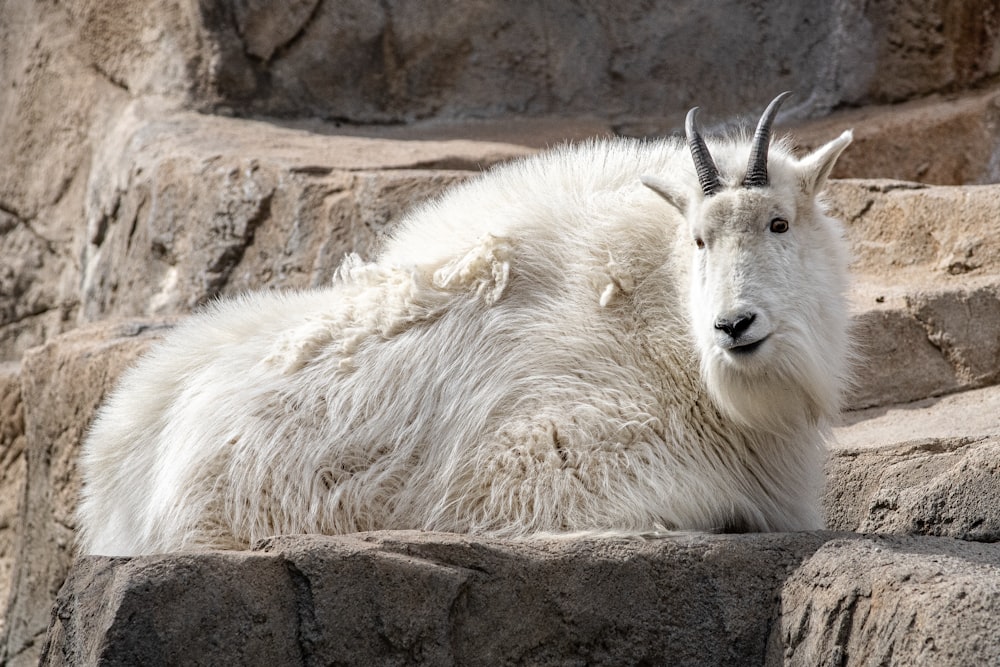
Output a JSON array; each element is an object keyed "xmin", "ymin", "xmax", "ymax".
[{"xmin": 77, "ymin": 93, "xmax": 854, "ymax": 555}]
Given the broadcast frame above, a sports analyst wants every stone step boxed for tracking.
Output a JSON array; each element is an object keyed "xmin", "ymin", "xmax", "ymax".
[
  {"xmin": 792, "ymin": 87, "xmax": 1000, "ymax": 186},
  {"xmin": 827, "ymin": 178, "xmax": 1000, "ymax": 408},
  {"xmin": 0, "ymin": 322, "xmax": 170, "ymax": 667},
  {"xmin": 828, "ymin": 385, "xmax": 1000, "ymax": 542},
  {"xmin": 836, "ymin": 383, "xmax": 1000, "ymax": 449},
  {"xmin": 40, "ymin": 531, "xmax": 1000, "ymax": 666},
  {"xmin": 846, "ymin": 281, "xmax": 1000, "ymax": 409}
]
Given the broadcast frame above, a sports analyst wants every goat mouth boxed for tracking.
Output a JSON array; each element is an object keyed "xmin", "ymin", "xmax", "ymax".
[{"xmin": 726, "ymin": 336, "xmax": 769, "ymax": 355}]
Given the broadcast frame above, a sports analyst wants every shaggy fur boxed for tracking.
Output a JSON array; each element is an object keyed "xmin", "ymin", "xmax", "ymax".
[{"xmin": 77, "ymin": 119, "xmax": 853, "ymax": 555}]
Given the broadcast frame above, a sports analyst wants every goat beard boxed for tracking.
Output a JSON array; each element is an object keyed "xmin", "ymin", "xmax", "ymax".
[{"xmin": 700, "ymin": 343, "xmax": 841, "ymax": 437}]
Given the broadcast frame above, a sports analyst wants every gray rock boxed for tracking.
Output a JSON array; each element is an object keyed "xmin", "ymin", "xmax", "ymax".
[
  {"xmin": 68, "ymin": 1, "xmax": 1000, "ymax": 123},
  {"xmin": 1, "ymin": 321, "xmax": 172, "ymax": 667},
  {"xmin": 828, "ymin": 384, "xmax": 1000, "ymax": 542},
  {"xmin": 780, "ymin": 535, "xmax": 1000, "ymax": 666},
  {"xmin": 78, "ymin": 104, "xmax": 509, "ymax": 322},
  {"xmin": 42, "ymin": 531, "xmax": 830, "ymax": 667},
  {"xmin": 43, "ymin": 552, "xmax": 303, "ymax": 667},
  {"xmin": 0, "ymin": 363, "xmax": 24, "ymax": 640},
  {"xmin": 40, "ymin": 532, "xmax": 1000, "ymax": 666},
  {"xmin": 826, "ymin": 436, "xmax": 1000, "ymax": 543}
]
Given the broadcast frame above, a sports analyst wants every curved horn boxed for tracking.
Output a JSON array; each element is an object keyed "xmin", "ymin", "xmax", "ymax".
[
  {"xmin": 743, "ymin": 91, "xmax": 792, "ymax": 188},
  {"xmin": 685, "ymin": 107, "xmax": 721, "ymax": 197}
]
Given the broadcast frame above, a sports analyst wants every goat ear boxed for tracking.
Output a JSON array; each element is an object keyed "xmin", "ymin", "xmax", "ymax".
[
  {"xmin": 641, "ymin": 174, "xmax": 689, "ymax": 216},
  {"xmin": 798, "ymin": 130, "xmax": 852, "ymax": 196}
]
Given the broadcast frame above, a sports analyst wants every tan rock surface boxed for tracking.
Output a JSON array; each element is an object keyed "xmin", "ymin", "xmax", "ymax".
[
  {"xmin": 828, "ymin": 385, "xmax": 1000, "ymax": 542},
  {"xmin": 43, "ymin": 531, "xmax": 831, "ymax": 667},
  {"xmin": 2, "ymin": 321, "xmax": 172, "ymax": 667},
  {"xmin": 0, "ymin": 364, "xmax": 24, "ymax": 640},
  {"xmin": 781, "ymin": 535, "xmax": 1000, "ymax": 666},
  {"xmin": 829, "ymin": 179, "xmax": 1000, "ymax": 408},
  {"xmin": 826, "ymin": 435, "xmax": 1000, "ymax": 542},
  {"xmin": 40, "ymin": 531, "xmax": 1000, "ymax": 667},
  {"xmin": 793, "ymin": 88, "xmax": 1000, "ymax": 185},
  {"xmin": 836, "ymin": 383, "xmax": 1000, "ymax": 449}
]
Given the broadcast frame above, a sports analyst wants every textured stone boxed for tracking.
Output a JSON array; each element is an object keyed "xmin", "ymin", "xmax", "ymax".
[
  {"xmin": 826, "ymin": 436, "xmax": 1000, "ymax": 542},
  {"xmin": 830, "ymin": 179, "xmax": 1000, "ymax": 408},
  {"xmin": 793, "ymin": 88, "xmax": 1000, "ymax": 185},
  {"xmin": 0, "ymin": 363, "xmax": 24, "ymax": 640},
  {"xmin": 846, "ymin": 282, "xmax": 1000, "ymax": 408},
  {"xmin": 40, "ymin": 532, "xmax": 1000, "ymax": 666},
  {"xmin": 1, "ymin": 321, "xmax": 172, "ymax": 667},
  {"xmin": 830, "ymin": 180, "xmax": 1000, "ymax": 284},
  {"xmin": 836, "ymin": 383, "xmax": 1000, "ymax": 449},
  {"xmin": 828, "ymin": 386, "xmax": 1000, "ymax": 542},
  {"xmin": 77, "ymin": 104, "xmax": 516, "ymax": 323},
  {"xmin": 67, "ymin": 1, "xmax": 1000, "ymax": 123},
  {"xmin": 42, "ymin": 552, "xmax": 302, "ymax": 666},
  {"xmin": 781, "ymin": 535, "xmax": 1000, "ymax": 666},
  {"xmin": 42, "ymin": 531, "xmax": 830, "ymax": 667},
  {"xmin": 0, "ymin": 2, "xmax": 124, "ymax": 362}
]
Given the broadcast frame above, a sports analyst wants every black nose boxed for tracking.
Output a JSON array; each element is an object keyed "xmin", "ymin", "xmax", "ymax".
[{"xmin": 715, "ymin": 313, "xmax": 756, "ymax": 339}]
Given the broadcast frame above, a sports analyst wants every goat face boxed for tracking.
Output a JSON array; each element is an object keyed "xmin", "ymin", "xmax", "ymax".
[
  {"xmin": 687, "ymin": 187, "xmax": 797, "ymax": 368},
  {"xmin": 682, "ymin": 159, "xmax": 850, "ymax": 433},
  {"xmin": 643, "ymin": 94, "xmax": 853, "ymax": 430}
]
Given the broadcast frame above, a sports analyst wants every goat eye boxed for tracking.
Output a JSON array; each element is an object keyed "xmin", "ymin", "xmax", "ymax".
[
  {"xmin": 769, "ymin": 218, "xmax": 789, "ymax": 233},
  {"xmin": 694, "ymin": 237, "xmax": 705, "ymax": 249}
]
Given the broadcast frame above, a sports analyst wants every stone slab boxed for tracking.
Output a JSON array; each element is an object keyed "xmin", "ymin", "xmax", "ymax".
[
  {"xmin": 781, "ymin": 535, "xmax": 1000, "ymax": 666},
  {"xmin": 825, "ymin": 435, "xmax": 1000, "ymax": 542},
  {"xmin": 836, "ymin": 383, "xmax": 1000, "ymax": 449},
  {"xmin": 831, "ymin": 178, "xmax": 1000, "ymax": 408},
  {"xmin": 830, "ymin": 180, "xmax": 1000, "ymax": 287},
  {"xmin": 76, "ymin": 101, "xmax": 537, "ymax": 327},
  {"xmin": 43, "ymin": 531, "xmax": 829, "ymax": 666},
  {"xmin": 828, "ymin": 385, "xmax": 1000, "ymax": 541},
  {"xmin": 0, "ymin": 363, "xmax": 24, "ymax": 640},
  {"xmin": 39, "ymin": 531, "xmax": 1000, "ymax": 667},
  {"xmin": 793, "ymin": 87, "xmax": 1000, "ymax": 186},
  {"xmin": 1, "ymin": 321, "xmax": 173, "ymax": 667}
]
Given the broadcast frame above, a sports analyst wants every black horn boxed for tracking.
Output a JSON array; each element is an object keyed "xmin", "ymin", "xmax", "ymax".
[
  {"xmin": 685, "ymin": 107, "xmax": 721, "ymax": 197},
  {"xmin": 743, "ymin": 91, "xmax": 792, "ymax": 188}
]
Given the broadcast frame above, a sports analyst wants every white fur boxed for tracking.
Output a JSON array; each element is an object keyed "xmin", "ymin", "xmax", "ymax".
[{"xmin": 77, "ymin": 126, "xmax": 854, "ymax": 555}]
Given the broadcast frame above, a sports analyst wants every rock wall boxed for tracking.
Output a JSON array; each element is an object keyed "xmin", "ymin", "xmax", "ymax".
[
  {"xmin": 1, "ymin": 1, "xmax": 999, "ymax": 665},
  {"xmin": 4, "ymin": 0, "xmax": 1000, "ymax": 362}
]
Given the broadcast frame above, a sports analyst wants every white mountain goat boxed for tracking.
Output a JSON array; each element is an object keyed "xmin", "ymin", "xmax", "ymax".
[{"xmin": 77, "ymin": 93, "xmax": 854, "ymax": 555}]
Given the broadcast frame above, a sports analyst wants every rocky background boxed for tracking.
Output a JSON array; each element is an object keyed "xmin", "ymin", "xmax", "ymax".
[{"xmin": 1, "ymin": 1, "xmax": 999, "ymax": 665}]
